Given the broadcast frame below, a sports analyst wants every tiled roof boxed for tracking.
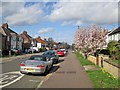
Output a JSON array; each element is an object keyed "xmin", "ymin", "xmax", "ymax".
[
  {"xmin": 21, "ymin": 33, "xmax": 30, "ymax": 43},
  {"xmin": 109, "ymin": 27, "xmax": 120, "ymax": 35},
  {"xmin": 53, "ymin": 42, "xmax": 59, "ymax": 45},
  {"xmin": 35, "ymin": 37, "xmax": 46, "ymax": 44}
]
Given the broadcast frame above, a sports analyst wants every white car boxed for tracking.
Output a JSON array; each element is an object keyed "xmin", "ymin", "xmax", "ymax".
[
  {"xmin": 60, "ymin": 49, "xmax": 67, "ymax": 55},
  {"xmin": 30, "ymin": 47, "xmax": 39, "ymax": 52}
]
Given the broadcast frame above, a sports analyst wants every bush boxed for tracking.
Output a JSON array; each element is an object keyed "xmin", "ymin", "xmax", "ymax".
[{"xmin": 107, "ymin": 41, "xmax": 119, "ymax": 60}]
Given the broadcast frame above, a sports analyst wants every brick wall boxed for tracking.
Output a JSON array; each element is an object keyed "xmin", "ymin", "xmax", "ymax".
[
  {"xmin": 88, "ymin": 55, "xmax": 97, "ymax": 64},
  {"xmin": 98, "ymin": 54, "xmax": 120, "ymax": 78}
]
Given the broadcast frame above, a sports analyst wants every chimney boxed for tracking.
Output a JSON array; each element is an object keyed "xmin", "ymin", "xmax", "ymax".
[
  {"xmin": 2, "ymin": 23, "xmax": 8, "ymax": 29},
  {"xmin": 44, "ymin": 38, "xmax": 46, "ymax": 41},
  {"xmin": 23, "ymin": 31, "xmax": 27, "ymax": 34},
  {"xmin": 38, "ymin": 36, "xmax": 41, "ymax": 39}
]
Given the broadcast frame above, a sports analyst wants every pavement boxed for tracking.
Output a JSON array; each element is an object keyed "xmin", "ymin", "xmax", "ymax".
[
  {"xmin": 0, "ymin": 53, "xmax": 43, "ymax": 63},
  {"xmin": 39, "ymin": 50, "xmax": 93, "ymax": 88}
]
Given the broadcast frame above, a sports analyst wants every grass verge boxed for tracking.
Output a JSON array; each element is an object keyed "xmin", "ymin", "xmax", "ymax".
[
  {"xmin": 75, "ymin": 51, "xmax": 95, "ymax": 66},
  {"xmin": 75, "ymin": 51, "xmax": 120, "ymax": 88},
  {"xmin": 86, "ymin": 70, "xmax": 120, "ymax": 88}
]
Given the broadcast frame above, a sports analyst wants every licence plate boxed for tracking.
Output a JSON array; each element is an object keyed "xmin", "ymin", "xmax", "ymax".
[{"xmin": 26, "ymin": 68, "xmax": 35, "ymax": 71}]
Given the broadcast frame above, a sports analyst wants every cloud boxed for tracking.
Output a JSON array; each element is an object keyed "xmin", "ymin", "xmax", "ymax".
[
  {"xmin": 49, "ymin": 2, "xmax": 118, "ymax": 25},
  {"xmin": 61, "ymin": 21, "xmax": 72, "ymax": 26},
  {"xmin": 38, "ymin": 27, "xmax": 53, "ymax": 34},
  {"xmin": 3, "ymin": 2, "xmax": 44, "ymax": 26}
]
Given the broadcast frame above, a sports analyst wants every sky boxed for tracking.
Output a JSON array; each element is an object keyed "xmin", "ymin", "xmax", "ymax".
[{"xmin": 0, "ymin": 0, "xmax": 119, "ymax": 45}]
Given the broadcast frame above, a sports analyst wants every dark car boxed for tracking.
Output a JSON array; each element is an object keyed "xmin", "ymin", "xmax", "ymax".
[
  {"xmin": 42, "ymin": 51, "xmax": 59, "ymax": 64},
  {"xmin": 11, "ymin": 49, "xmax": 21, "ymax": 55}
]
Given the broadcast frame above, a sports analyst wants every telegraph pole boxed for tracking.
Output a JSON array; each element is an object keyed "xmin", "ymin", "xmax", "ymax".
[{"xmin": 78, "ymin": 25, "xmax": 79, "ymax": 30}]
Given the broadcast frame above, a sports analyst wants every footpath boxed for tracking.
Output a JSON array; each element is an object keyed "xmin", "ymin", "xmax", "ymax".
[
  {"xmin": 40, "ymin": 50, "xmax": 93, "ymax": 88},
  {"xmin": 0, "ymin": 53, "xmax": 43, "ymax": 63}
]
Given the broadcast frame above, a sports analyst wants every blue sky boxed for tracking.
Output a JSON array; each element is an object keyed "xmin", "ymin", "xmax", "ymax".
[{"xmin": 1, "ymin": 1, "xmax": 119, "ymax": 45}]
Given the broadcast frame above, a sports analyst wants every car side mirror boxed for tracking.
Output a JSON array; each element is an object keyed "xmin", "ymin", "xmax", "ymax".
[{"xmin": 46, "ymin": 57, "xmax": 50, "ymax": 61}]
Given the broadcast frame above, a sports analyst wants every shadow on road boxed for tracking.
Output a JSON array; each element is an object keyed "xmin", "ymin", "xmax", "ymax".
[
  {"xmin": 49, "ymin": 65, "xmax": 60, "ymax": 74},
  {"xmin": 58, "ymin": 59, "xmax": 64, "ymax": 64}
]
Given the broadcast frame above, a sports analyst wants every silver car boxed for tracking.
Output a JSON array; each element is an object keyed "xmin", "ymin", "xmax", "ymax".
[{"xmin": 20, "ymin": 55, "xmax": 53, "ymax": 75}]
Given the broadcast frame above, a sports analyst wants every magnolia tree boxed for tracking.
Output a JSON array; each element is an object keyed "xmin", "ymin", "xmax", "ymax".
[{"xmin": 74, "ymin": 25, "xmax": 107, "ymax": 58}]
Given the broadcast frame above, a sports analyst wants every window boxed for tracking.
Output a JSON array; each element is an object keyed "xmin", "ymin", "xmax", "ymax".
[
  {"xmin": 7, "ymin": 36, "xmax": 9, "ymax": 41},
  {"xmin": 13, "ymin": 36, "xmax": 16, "ymax": 41}
]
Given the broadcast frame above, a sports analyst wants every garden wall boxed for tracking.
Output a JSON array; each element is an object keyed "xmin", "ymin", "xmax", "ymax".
[
  {"xmin": 88, "ymin": 55, "xmax": 97, "ymax": 64},
  {"xmin": 98, "ymin": 54, "xmax": 120, "ymax": 78},
  {"xmin": 79, "ymin": 51, "xmax": 120, "ymax": 78}
]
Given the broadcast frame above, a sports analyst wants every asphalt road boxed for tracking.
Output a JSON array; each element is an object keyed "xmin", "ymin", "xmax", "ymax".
[
  {"xmin": 1, "ymin": 50, "xmax": 93, "ymax": 89},
  {"xmin": 1, "ymin": 52, "xmax": 65, "ymax": 89}
]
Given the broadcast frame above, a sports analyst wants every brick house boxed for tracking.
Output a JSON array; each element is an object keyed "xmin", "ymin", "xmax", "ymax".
[
  {"xmin": 35, "ymin": 36, "xmax": 46, "ymax": 49},
  {"xmin": 0, "ymin": 23, "xmax": 24, "ymax": 55},
  {"xmin": 21, "ymin": 31, "xmax": 37, "ymax": 51}
]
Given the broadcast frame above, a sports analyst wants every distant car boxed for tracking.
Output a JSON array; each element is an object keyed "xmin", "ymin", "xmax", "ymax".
[
  {"xmin": 57, "ymin": 50, "xmax": 64, "ymax": 56},
  {"xmin": 20, "ymin": 55, "xmax": 53, "ymax": 75},
  {"xmin": 72, "ymin": 50, "xmax": 75, "ymax": 53},
  {"xmin": 60, "ymin": 49, "xmax": 67, "ymax": 55},
  {"xmin": 42, "ymin": 51, "xmax": 59, "ymax": 64}
]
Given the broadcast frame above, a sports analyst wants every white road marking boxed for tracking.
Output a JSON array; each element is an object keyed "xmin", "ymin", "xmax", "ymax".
[
  {"xmin": 35, "ymin": 80, "xmax": 44, "ymax": 90},
  {"xmin": 0, "ymin": 71, "xmax": 24, "ymax": 88}
]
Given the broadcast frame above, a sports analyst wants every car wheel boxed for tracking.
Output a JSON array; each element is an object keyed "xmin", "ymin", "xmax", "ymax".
[{"xmin": 43, "ymin": 66, "xmax": 48, "ymax": 75}]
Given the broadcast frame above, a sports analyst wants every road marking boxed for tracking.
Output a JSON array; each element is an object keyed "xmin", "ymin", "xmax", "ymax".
[{"xmin": 0, "ymin": 71, "xmax": 24, "ymax": 88}]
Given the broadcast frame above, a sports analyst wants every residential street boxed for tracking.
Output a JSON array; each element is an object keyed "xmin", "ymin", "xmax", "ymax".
[{"xmin": 1, "ymin": 50, "xmax": 93, "ymax": 89}]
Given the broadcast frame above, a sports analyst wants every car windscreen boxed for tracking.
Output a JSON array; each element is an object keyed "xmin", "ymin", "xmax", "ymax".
[
  {"xmin": 57, "ymin": 51, "xmax": 63, "ymax": 52},
  {"xmin": 29, "ymin": 57, "xmax": 46, "ymax": 61}
]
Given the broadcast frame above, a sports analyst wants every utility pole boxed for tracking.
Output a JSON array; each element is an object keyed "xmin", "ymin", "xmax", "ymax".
[{"xmin": 78, "ymin": 25, "xmax": 79, "ymax": 30}]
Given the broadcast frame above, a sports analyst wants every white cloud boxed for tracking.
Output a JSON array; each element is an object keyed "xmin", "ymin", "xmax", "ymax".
[
  {"xmin": 61, "ymin": 21, "xmax": 72, "ymax": 26},
  {"xmin": 3, "ymin": 2, "xmax": 44, "ymax": 26},
  {"xmin": 38, "ymin": 27, "xmax": 53, "ymax": 34},
  {"xmin": 49, "ymin": 2, "xmax": 118, "ymax": 25}
]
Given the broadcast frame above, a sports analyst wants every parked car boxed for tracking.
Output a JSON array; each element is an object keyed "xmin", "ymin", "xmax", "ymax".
[
  {"xmin": 31, "ymin": 47, "xmax": 39, "ymax": 52},
  {"xmin": 42, "ymin": 51, "xmax": 59, "ymax": 64},
  {"xmin": 28, "ymin": 48, "xmax": 36, "ymax": 53},
  {"xmin": 11, "ymin": 49, "xmax": 21, "ymax": 55},
  {"xmin": 20, "ymin": 55, "xmax": 53, "ymax": 75},
  {"xmin": 57, "ymin": 50, "xmax": 64, "ymax": 56},
  {"xmin": 60, "ymin": 48, "xmax": 67, "ymax": 55},
  {"xmin": 72, "ymin": 49, "xmax": 75, "ymax": 53}
]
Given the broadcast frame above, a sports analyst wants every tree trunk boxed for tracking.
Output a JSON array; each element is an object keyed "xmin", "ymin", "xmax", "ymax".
[
  {"xmin": 112, "ymin": 54, "xmax": 116, "ymax": 61},
  {"xmin": 84, "ymin": 53, "xmax": 88, "ymax": 59}
]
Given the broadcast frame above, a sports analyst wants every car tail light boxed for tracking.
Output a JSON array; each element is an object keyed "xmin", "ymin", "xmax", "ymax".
[
  {"xmin": 21, "ymin": 64, "xmax": 25, "ymax": 66},
  {"xmin": 37, "ymin": 65, "xmax": 44, "ymax": 67}
]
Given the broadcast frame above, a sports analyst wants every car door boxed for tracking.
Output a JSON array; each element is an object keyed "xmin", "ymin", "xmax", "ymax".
[{"xmin": 46, "ymin": 57, "xmax": 52, "ymax": 69}]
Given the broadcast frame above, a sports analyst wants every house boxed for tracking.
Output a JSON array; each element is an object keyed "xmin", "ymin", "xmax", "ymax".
[
  {"xmin": 21, "ymin": 31, "xmax": 37, "ymax": 51},
  {"xmin": 53, "ymin": 42, "xmax": 59, "ymax": 49},
  {"xmin": 35, "ymin": 36, "xmax": 46, "ymax": 49},
  {"xmin": 0, "ymin": 23, "xmax": 24, "ymax": 52},
  {"xmin": 107, "ymin": 27, "xmax": 120, "ymax": 43}
]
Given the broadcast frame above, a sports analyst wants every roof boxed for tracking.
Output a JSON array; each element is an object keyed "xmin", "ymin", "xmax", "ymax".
[
  {"xmin": 21, "ymin": 33, "xmax": 30, "ymax": 43},
  {"xmin": 53, "ymin": 42, "xmax": 59, "ymax": 45},
  {"xmin": 1, "ymin": 24, "xmax": 18, "ymax": 37},
  {"xmin": 109, "ymin": 27, "xmax": 120, "ymax": 35},
  {"xmin": 35, "ymin": 37, "xmax": 46, "ymax": 44}
]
